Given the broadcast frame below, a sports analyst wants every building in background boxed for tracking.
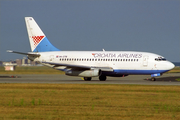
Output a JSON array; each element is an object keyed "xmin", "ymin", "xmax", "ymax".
[
  {"xmin": 3, "ymin": 62, "xmax": 17, "ymax": 71},
  {"xmin": 1, "ymin": 58, "xmax": 39, "ymax": 67}
]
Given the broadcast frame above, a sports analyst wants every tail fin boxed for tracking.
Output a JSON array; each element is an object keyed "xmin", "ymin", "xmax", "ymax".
[{"xmin": 25, "ymin": 17, "xmax": 60, "ymax": 52}]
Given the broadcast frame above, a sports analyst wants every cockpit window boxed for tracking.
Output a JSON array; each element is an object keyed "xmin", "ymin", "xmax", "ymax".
[
  {"xmin": 155, "ymin": 57, "xmax": 166, "ymax": 61},
  {"xmin": 161, "ymin": 58, "xmax": 166, "ymax": 61}
]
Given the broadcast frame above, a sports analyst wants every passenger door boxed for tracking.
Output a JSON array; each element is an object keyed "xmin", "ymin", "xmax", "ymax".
[
  {"xmin": 143, "ymin": 56, "xmax": 149, "ymax": 67},
  {"xmin": 49, "ymin": 55, "xmax": 54, "ymax": 62}
]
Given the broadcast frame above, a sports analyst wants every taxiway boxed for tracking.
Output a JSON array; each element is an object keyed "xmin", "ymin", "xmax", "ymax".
[{"xmin": 0, "ymin": 73, "xmax": 179, "ymax": 85}]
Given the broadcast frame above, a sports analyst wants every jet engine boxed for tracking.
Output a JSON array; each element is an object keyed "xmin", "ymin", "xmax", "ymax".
[{"xmin": 65, "ymin": 69, "xmax": 101, "ymax": 77}]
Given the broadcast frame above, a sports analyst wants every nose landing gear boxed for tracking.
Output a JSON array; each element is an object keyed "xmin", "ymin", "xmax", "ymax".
[
  {"xmin": 151, "ymin": 73, "xmax": 161, "ymax": 81},
  {"xmin": 151, "ymin": 77, "xmax": 156, "ymax": 81}
]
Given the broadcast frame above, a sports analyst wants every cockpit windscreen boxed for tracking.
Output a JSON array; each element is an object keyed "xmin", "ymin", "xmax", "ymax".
[{"xmin": 155, "ymin": 57, "xmax": 166, "ymax": 61}]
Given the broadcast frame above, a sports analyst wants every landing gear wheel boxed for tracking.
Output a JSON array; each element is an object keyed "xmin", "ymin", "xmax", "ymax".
[
  {"xmin": 99, "ymin": 75, "xmax": 107, "ymax": 81},
  {"xmin": 151, "ymin": 77, "xmax": 156, "ymax": 81},
  {"xmin": 84, "ymin": 77, "xmax": 92, "ymax": 81}
]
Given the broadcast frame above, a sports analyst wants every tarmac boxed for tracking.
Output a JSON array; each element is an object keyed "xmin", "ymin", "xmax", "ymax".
[{"xmin": 0, "ymin": 73, "xmax": 180, "ymax": 85}]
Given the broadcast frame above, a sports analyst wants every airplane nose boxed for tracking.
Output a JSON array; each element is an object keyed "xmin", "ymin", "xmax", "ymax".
[{"xmin": 167, "ymin": 62, "xmax": 175, "ymax": 70}]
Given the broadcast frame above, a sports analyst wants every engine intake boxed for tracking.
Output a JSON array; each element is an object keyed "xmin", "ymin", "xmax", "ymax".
[{"xmin": 65, "ymin": 69, "xmax": 101, "ymax": 77}]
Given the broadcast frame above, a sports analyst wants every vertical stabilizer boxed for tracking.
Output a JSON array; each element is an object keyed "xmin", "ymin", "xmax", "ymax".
[{"xmin": 25, "ymin": 17, "xmax": 60, "ymax": 52}]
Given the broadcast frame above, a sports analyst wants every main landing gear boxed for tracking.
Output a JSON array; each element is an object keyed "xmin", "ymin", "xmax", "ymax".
[
  {"xmin": 84, "ymin": 77, "xmax": 92, "ymax": 81},
  {"xmin": 83, "ymin": 75, "xmax": 107, "ymax": 81},
  {"xmin": 99, "ymin": 75, "xmax": 107, "ymax": 81}
]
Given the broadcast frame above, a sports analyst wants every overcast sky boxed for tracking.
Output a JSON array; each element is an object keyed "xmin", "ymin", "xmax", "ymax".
[{"xmin": 0, "ymin": 0, "xmax": 179, "ymax": 62}]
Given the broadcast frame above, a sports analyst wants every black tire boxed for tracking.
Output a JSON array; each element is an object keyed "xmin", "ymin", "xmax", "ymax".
[
  {"xmin": 84, "ymin": 77, "xmax": 92, "ymax": 81},
  {"xmin": 99, "ymin": 75, "xmax": 107, "ymax": 81},
  {"xmin": 151, "ymin": 77, "xmax": 156, "ymax": 81}
]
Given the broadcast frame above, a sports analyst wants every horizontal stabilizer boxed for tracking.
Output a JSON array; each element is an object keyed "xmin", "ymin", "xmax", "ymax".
[{"xmin": 7, "ymin": 50, "xmax": 40, "ymax": 57}]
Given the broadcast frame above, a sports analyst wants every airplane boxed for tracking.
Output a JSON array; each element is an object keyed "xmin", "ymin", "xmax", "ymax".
[{"xmin": 7, "ymin": 17, "xmax": 175, "ymax": 81}]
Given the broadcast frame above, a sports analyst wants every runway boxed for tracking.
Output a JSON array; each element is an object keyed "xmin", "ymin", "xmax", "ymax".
[{"xmin": 0, "ymin": 73, "xmax": 179, "ymax": 85}]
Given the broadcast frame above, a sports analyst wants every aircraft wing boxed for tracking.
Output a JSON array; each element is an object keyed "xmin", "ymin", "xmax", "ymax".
[{"xmin": 42, "ymin": 62, "xmax": 114, "ymax": 71}]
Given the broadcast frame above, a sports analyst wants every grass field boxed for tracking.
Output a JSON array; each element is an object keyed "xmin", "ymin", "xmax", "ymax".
[
  {"xmin": 0, "ymin": 66, "xmax": 64, "ymax": 74},
  {"xmin": 168, "ymin": 67, "xmax": 180, "ymax": 73},
  {"xmin": 0, "ymin": 66, "xmax": 180, "ymax": 119},
  {"xmin": 0, "ymin": 84, "xmax": 179, "ymax": 120}
]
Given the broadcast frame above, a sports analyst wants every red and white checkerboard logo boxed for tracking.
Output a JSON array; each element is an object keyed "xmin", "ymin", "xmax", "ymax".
[{"xmin": 32, "ymin": 36, "xmax": 45, "ymax": 46}]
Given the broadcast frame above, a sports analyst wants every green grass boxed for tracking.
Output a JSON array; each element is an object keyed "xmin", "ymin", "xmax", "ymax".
[
  {"xmin": 0, "ymin": 66, "xmax": 64, "ymax": 74},
  {"xmin": 168, "ymin": 67, "xmax": 180, "ymax": 73},
  {"xmin": 0, "ymin": 84, "xmax": 179, "ymax": 120}
]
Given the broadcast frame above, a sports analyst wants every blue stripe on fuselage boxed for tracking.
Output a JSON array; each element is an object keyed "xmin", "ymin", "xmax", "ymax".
[
  {"xmin": 33, "ymin": 37, "xmax": 60, "ymax": 52},
  {"xmin": 102, "ymin": 69, "xmax": 169, "ymax": 76},
  {"xmin": 114, "ymin": 69, "xmax": 169, "ymax": 74},
  {"xmin": 57, "ymin": 68, "xmax": 169, "ymax": 77}
]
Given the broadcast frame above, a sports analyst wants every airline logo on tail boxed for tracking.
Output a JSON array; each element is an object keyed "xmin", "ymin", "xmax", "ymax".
[
  {"xmin": 31, "ymin": 36, "xmax": 45, "ymax": 46},
  {"xmin": 25, "ymin": 17, "xmax": 60, "ymax": 52}
]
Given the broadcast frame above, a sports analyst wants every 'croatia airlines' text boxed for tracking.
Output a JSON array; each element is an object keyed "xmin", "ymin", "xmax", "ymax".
[{"xmin": 92, "ymin": 53, "xmax": 142, "ymax": 58}]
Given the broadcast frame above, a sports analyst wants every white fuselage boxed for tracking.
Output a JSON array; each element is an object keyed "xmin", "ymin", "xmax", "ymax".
[
  {"xmin": 33, "ymin": 51, "xmax": 174, "ymax": 76},
  {"xmin": 9, "ymin": 17, "xmax": 175, "ymax": 81}
]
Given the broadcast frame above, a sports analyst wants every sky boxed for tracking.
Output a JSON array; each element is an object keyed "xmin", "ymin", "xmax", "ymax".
[{"xmin": 0, "ymin": 0, "xmax": 179, "ymax": 62}]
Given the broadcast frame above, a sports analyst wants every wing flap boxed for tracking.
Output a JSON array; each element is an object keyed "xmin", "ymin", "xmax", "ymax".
[
  {"xmin": 42, "ymin": 62, "xmax": 91, "ymax": 69},
  {"xmin": 42, "ymin": 62, "xmax": 113, "ymax": 71}
]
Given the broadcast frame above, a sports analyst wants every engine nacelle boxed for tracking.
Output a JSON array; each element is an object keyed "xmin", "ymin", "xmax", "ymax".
[{"xmin": 65, "ymin": 69, "xmax": 101, "ymax": 77}]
